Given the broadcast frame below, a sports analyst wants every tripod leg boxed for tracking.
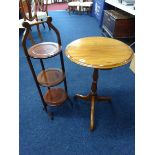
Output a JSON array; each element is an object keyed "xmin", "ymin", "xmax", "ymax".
[{"xmin": 90, "ymin": 96, "xmax": 95, "ymax": 131}]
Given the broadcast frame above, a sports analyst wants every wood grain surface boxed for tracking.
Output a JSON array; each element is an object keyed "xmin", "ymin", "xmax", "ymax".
[
  {"xmin": 65, "ymin": 37, "xmax": 133, "ymax": 69},
  {"xmin": 37, "ymin": 68, "xmax": 65, "ymax": 87},
  {"xmin": 28, "ymin": 42, "xmax": 61, "ymax": 59},
  {"xmin": 44, "ymin": 88, "xmax": 68, "ymax": 106}
]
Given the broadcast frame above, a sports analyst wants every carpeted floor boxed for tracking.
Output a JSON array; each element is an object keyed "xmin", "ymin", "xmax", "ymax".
[
  {"xmin": 48, "ymin": 2, "xmax": 68, "ymax": 11},
  {"xmin": 19, "ymin": 11, "xmax": 135, "ymax": 155}
]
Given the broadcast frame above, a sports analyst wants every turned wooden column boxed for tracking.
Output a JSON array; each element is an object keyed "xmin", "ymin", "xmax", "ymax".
[{"xmin": 65, "ymin": 37, "xmax": 134, "ymax": 131}]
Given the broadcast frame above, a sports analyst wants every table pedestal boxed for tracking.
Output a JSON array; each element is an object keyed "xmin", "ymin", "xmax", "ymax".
[{"xmin": 75, "ymin": 69, "xmax": 111, "ymax": 131}]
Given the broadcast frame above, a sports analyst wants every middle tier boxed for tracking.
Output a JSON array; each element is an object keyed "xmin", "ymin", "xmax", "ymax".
[{"xmin": 37, "ymin": 68, "xmax": 65, "ymax": 87}]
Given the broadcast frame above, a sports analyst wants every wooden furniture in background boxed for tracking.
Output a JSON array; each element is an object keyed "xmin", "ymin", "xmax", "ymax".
[
  {"xmin": 19, "ymin": 0, "xmax": 48, "ymax": 21},
  {"xmin": 102, "ymin": 10, "xmax": 135, "ymax": 38},
  {"xmin": 35, "ymin": 0, "xmax": 48, "ymax": 20},
  {"xmin": 65, "ymin": 37, "xmax": 133, "ymax": 131},
  {"xmin": 19, "ymin": 0, "xmax": 49, "ymax": 42},
  {"xmin": 22, "ymin": 16, "xmax": 72, "ymax": 119},
  {"xmin": 67, "ymin": 0, "xmax": 93, "ymax": 14},
  {"xmin": 79, "ymin": 0, "xmax": 93, "ymax": 14},
  {"xmin": 19, "ymin": 0, "xmax": 37, "ymax": 44},
  {"xmin": 67, "ymin": 0, "xmax": 80, "ymax": 14},
  {"xmin": 103, "ymin": 0, "xmax": 135, "ymax": 47}
]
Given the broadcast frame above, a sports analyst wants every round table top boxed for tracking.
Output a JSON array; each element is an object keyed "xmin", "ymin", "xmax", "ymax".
[{"xmin": 65, "ymin": 37, "xmax": 134, "ymax": 69}]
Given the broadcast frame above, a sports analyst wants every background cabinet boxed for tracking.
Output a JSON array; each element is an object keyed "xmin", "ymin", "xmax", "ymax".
[{"xmin": 102, "ymin": 10, "xmax": 135, "ymax": 38}]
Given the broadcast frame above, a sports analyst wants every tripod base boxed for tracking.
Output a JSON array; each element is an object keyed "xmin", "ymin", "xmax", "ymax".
[{"xmin": 75, "ymin": 93, "xmax": 111, "ymax": 131}]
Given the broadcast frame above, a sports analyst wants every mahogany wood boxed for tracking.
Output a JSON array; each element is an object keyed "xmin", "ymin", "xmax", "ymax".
[
  {"xmin": 28, "ymin": 42, "xmax": 61, "ymax": 59},
  {"xmin": 28, "ymin": 33, "xmax": 35, "ymax": 45},
  {"xmin": 19, "ymin": 0, "xmax": 48, "ymax": 42},
  {"xmin": 90, "ymin": 96, "xmax": 95, "ymax": 130},
  {"xmin": 44, "ymin": 88, "xmax": 68, "ymax": 106},
  {"xmin": 102, "ymin": 10, "xmax": 135, "ymax": 38},
  {"xmin": 19, "ymin": 0, "xmax": 35, "ymax": 21},
  {"xmin": 22, "ymin": 17, "xmax": 69, "ymax": 119},
  {"xmin": 19, "ymin": 0, "xmax": 48, "ymax": 21},
  {"xmin": 37, "ymin": 0, "xmax": 48, "ymax": 15},
  {"xmin": 65, "ymin": 37, "xmax": 133, "ymax": 69},
  {"xmin": 75, "ymin": 69, "xmax": 111, "ymax": 131},
  {"xmin": 37, "ymin": 68, "xmax": 65, "ymax": 87},
  {"xmin": 19, "ymin": 0, "xmax": 36, "ymax": 44},
  {"xmin": 65, "ymin": 37, "xmax": 133, "ymax": 131}
]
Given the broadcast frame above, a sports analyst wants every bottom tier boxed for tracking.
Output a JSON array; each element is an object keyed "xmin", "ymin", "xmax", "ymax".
[{"xmin": 44, "ymin": 88, "xmax": 68, "ymax": 106}]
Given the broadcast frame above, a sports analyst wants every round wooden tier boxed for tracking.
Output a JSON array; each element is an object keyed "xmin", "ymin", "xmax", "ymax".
[
  {"xmin": 28, "ymin": 42, "xmax": 61, "ymax": 59},
  {"xmin": 44, "ymin": 88, "xmax": 68, "ymax": 106},
  {"xmin": 65, "ymin": 37, "xmax": 133, "ymax": 69},
  {"xmin": 37, "ymin": 68, "xmax": 65, "ymax": 87}
]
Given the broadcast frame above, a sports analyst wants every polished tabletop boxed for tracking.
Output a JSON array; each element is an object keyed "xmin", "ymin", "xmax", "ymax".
[{"xmin": 65, "ymin": 37, "xmax": 133, "ymax": 69}]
